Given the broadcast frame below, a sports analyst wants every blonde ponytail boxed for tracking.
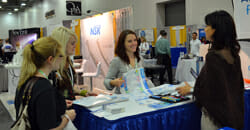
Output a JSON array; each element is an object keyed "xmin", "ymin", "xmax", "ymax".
[
  {"xmin": 18, "ymin": 44, "xmax": 37, "ymax": 88},
  {"xmin": 17, "ymin": 37, "xmax": 63, "ymax": 89}
]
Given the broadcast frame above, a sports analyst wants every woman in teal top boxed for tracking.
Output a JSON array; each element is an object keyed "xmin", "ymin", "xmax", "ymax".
[{"xmin": 104, "ymin": 30, "xmax": 143, "ymax": 94}]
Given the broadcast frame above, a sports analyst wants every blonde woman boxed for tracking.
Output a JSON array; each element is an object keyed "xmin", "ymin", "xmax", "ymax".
[
  {"xmin": 50, "ymin": 27, "xmax": 96, "ymax": 107},
  {"xmin": 14, "ymin": 37, "xmax": 76, "ymax": 129},
  {"xmin": 139, "ymin": 36, "xmax": 149, "ymax": 57}
]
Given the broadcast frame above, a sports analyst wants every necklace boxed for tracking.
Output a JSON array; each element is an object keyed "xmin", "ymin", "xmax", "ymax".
[{"xmin": 38, "ymin": 69, "xmax": 48, "ymax": 79}]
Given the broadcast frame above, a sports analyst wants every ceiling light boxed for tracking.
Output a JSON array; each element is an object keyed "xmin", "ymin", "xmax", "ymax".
[
  {"xmin": 14, "ymin": 8, "xmax": 18, "ymax": 11},
  {"xmin": 2, "ymin": 0, "xmax": 7, "ymax": 3},
  {"xmin": 8, "ymin": 12, "xmax": 12, "ymax": 15},
  {"xmin": 21, "ymin": 3, "xmax": 26, "ymax": 6}
]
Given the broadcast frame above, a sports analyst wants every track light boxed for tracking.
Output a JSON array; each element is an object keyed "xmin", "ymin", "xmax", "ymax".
[
  {"xmin": 86, "ymin": 10, "xmax": 102, "ymax": 15},
  {"xmin": 21, "ymin": 3, "xmax": 26, "ymax": 6}
]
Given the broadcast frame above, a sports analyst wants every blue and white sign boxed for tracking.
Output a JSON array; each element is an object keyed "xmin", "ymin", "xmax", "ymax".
[
  {"xmin": 198, "ymin": 29, "xmax": 205, "ymax": 40},
  {"xmin": 140, "ymin": 30, "xmax": 146, "ymax": 37},
  {"xmin": 233, "ymin": 0, "xmax": 250, "ymax": 39},
  {"xmin": 90, "ymin": 25, "xmax": 101, "ymax": 36},
  {"xmin": 139, "ymin": 29, "xmax": 154, "ymax": 42}
]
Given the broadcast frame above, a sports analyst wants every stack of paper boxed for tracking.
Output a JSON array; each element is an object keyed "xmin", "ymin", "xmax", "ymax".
[{"xmin": 73, "ymin": 94, "xmax": 129, "ymax": 108}]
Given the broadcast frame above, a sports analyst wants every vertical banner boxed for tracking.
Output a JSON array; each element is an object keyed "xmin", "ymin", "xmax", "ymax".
[
  {"xmin": 169, "ymin": 25, "xmax": 186, "ymax": 47},
  {"xmin": 233, "ymin": 0, "xmax": 250, "ymax": 39},
  {"xmin": 72, "ymin": 19, "xmax": 81, "ymax": 56},
  {"xmin": 198, "ymin": 29, "xmax": 205, "ymax": 40},
  {"xmin": 81, "ymin": 13, "xmax": 115, "ymax": 90}
]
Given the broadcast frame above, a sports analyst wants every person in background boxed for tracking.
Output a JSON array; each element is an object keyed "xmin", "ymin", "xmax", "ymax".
[
  {"xmin": 178, "ymin": 10, "xmax": 244, "ymax": 130},
  {"xmin": 157, "ymin": 30, "xmax": 165, "ymax": 41},
  {"xmin": 14, "ymin": 37, "xmax": 76, "ymax": 129},
  {"xmin": 104, "ymin": 30, "xmax": 144, "ymax": 94},
  {"xmin": 155, "ymin": 30, "xmax": 173, "ymax": 84},
  {"xmin": 2, "ymin": 38, "xmax": 13, "ymax": 63},
  {"xmin": 1, "ymin": 38, "xmax": 13, "ymax": 52},
  {"xmin": 50, "ymin": 27, "xmax": 96, "ymax": 107},
  {"xmin": 0, "ymin": 39, "xmax": 3, "ymax": 60},
  {"xmin": 201, "ymin": 37, "xmax": 206, "ymax": 44},
  {"xmin": 137, "ymin": 37, "xmax": 141, "ymax": 47},
  {"xmin": 190, "ymin": 32, "xmax": 201, "ymax": 56},
  {"xmin": 139, "ymin": 36, "xmax": 150, "ymax": 57}
]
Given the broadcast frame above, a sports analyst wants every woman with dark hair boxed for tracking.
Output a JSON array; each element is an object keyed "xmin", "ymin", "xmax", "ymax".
[
  {"xmin": 190, "ymin": 10, "xmax": 244, "ymax": 130},
  {"xmin": 104, "ymin": 30, "xmax": 143, "ymax": 94}
]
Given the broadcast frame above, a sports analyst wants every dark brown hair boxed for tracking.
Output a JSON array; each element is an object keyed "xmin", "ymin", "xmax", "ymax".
[
  {"xmin": 115, "ymin": 30, "xmax": 140, "ymax": 64},
  {"xmin": 205, "ymin": 10, "xmax": 240, "ymax": 57}
]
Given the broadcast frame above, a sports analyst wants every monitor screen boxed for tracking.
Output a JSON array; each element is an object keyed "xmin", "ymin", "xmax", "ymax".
[{"xmin": 12, "ymin": 33, "xmax": 37, "ymax": 49}]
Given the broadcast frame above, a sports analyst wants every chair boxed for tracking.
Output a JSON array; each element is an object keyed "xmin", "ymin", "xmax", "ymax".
[
  {"xmin": 82, "ymin": 62, "xmax": 101, "ymax": 92},
  {"xmin": 75, "ymin": 59, "xmax": 87, "ymax": 86}
]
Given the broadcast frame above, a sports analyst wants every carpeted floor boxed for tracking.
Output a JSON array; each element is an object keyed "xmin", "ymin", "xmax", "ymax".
[{"xmin": 0, "ymin": 100, "xmax": 14, "ymax": 130}]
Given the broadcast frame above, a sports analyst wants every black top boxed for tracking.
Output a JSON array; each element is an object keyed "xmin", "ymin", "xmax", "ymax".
[
  {"xmin": 193, "ymin": 50, "xmax": 244, "ymax": 130},
  {"xmin": 15, "ymin": 77, "xmax": 66, "ymax": 130},
  {"xmin": 49, "ymin": 65, "xmax": 76, "ymax": 100}
]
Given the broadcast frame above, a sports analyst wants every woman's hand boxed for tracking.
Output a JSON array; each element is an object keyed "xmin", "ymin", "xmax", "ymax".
[
  {"xmin": 65, "ymin": 99, "xmax": 73, "ymax": 108},
  {"xmin": 65, "ymin": 109, "xmax": 76, "ymax": 121},
  {"xmin": 75, "ymin": 95, "xmax": 84, "ymax": 99},
  {"xmin": 110, "ymin": 78, "xmax": 125, "ymax": 87},
  {"xmin": 175, "ymin": 82, "xmax": 192, "ymax": 96}
]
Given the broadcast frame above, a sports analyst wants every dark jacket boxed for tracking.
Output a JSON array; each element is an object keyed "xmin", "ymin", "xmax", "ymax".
[{"xmin": 193, "ymin": 50, "xmax": 244, "ymax": 130}]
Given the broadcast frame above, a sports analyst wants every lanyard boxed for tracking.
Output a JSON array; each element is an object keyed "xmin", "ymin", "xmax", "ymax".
[
  {"xmin": 68, "ymin": 65, "xmax": 74, "ymax": 87},
  {"xmin": 126, "ymin": 58, "xmax": 138, "ymax": 71},
  {"xmin": 38, "ymin": 69, "xmax": 48, "ymax": 79}
]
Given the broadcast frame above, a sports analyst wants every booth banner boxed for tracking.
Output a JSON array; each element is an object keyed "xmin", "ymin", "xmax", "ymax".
[
  {"xmin": 198, "ymin": 29, "xmax": 205, "ymax": 40},
  {"xmin": 139, "ymin": 29, "xmax": 154, "ymax": 42},
  {"xmin": 170, "ymin": 25, "xmax": 186, "ymax": 47},
  {"xmin": 9, "ymin": 28, "xmax": 40, "ymax": 49},
  {"xmin": 81, "ymin": 12, "xmax": 115, "ymax": 90},
  {"xmin": 233, "ymin": 0, "xmax": 250, "ymax": 39},
  {"xmin": 239, "ymin": 41, "xmax": 250, "ymax": 79}
]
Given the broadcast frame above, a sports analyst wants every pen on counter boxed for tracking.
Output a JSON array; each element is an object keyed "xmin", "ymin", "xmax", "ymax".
[{"xmin": 151, "ymin": 95, "xmax": 161, "ymax": 99}]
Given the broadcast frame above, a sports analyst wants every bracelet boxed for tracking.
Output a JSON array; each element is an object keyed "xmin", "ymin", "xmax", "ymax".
[{"xmin": 64, "ymin": 114, "xmax": 71, "ymax": 121}]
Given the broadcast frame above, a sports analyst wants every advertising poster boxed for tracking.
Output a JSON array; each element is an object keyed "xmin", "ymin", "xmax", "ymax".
[
  {"xmin": 81, "ymin": 12, "xmax": 115, "ymax": 90},
  {"xmin": 9, "ymin": 28, "xmax": 40, "ymax": 50},
  {"xmin": 233, "ymin": 0, "xmax": 250, "ymax": 39}
]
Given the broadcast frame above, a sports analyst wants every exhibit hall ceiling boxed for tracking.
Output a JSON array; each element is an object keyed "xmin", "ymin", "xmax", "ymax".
[{"xmin": 0, "ymin": 0, "xmax": 42, "ymax": 12}]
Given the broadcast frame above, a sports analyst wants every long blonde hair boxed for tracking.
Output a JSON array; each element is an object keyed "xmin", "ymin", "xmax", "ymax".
[
  {"xmin": 50, "ymin": 27, "xmax": 77, "ymax": 87},
  {"xmin": 18, "ymin": 37, "xmax": 63, "ymax": 88}
]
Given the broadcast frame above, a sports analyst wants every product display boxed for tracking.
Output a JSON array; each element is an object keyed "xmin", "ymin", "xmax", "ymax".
[{"xmin": 149, "ymin": 94, "xmax": 190, "ymax": 103}]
